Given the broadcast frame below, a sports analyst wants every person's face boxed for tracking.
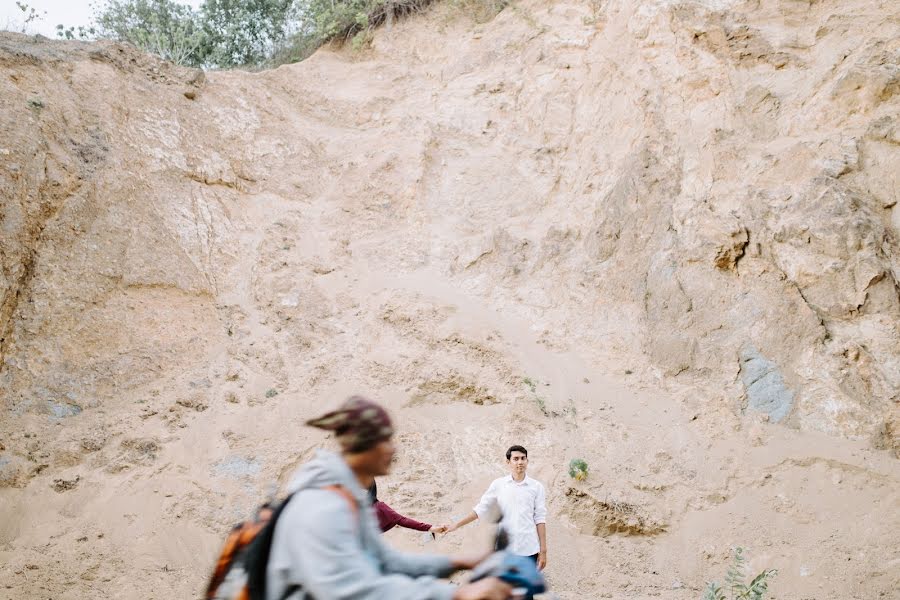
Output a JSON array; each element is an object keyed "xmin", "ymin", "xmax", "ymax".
[
  {"xmin": 359, "ymin": 438, "xmax": 396, "ymax": 476},
  {"xmin": 507, "ymin": 451, "xmax": 528, "ymax": 477}
]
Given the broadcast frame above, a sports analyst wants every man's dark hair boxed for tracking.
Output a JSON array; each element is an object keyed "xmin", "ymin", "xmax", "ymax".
[
  {"xmin": 368, "ymin": 481, "xmax": 378, "ymax": 503},
  {"xmin": 506, "ymin": 445, "xmax": 528, "ymax": 460}
]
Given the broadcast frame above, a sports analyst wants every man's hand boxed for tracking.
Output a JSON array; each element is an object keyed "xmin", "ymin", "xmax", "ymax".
[
  {"xmin": 430, "ymin": 525, "xmax": 448, "ymax": 534},
  {"xmin": 537, "ymin": 550, "xmax": 547, "ymax": 570},
  {"xmin": 452, "ymin": 577, "xmax": 512, "ymax": 600}
]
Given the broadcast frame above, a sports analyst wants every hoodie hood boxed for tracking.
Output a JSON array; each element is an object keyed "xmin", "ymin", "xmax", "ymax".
[{"xmin": 286, "ymin": 449, "xmax": 369, "ymax": 505}]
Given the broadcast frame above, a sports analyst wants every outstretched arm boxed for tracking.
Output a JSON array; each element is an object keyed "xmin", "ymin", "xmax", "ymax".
[
  {"xmin": 446, "ymin": 511, "xmax": 478, "ymax": 533},
  {"xmin": 378, "ymin": 501, "xmax": 434, "ymax": 533},
  {"xmin": 448, "ymin": 481, "xmax": 499, "ymax": 533},
  {"xmin": 395, "ymin": 512, "xmax": 434, "ymax": 533}
]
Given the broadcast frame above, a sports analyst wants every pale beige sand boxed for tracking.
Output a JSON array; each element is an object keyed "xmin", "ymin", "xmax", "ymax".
[{"xmin": 1, "ymin": 0, "xmax": 898, "ymax": 598}]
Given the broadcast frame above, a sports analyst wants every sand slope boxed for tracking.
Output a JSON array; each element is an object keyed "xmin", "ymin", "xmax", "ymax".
[{"xmin": 1, "ymin": 0, "xmax": 898, "ymax": 598}]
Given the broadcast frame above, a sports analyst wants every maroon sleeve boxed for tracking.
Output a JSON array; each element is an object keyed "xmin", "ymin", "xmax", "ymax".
[
  {"xmin": 395, "ymin": 513, "xmax": 433, "ymax": 532},
  {"xmin": 373, "ymin": 501, "xmax": 395, "ymax": 532},
  {"xmin": 377, "ymin": 501, "xmax": 431, "ymax": 532}
]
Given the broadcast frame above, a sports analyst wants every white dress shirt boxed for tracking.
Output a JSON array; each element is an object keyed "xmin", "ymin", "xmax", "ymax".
[{"xmin": 473, "ymin": 475, "xmax": 547, "ymax": 556}]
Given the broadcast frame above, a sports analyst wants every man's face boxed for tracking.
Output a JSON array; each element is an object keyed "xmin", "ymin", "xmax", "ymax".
[
  {"xmin": 507, "ymin": 450, "xmax": 528, "ymax": 477},
  {"xmin": 359, "ymin": 438, "xmax": 396, "ymax": 476}
]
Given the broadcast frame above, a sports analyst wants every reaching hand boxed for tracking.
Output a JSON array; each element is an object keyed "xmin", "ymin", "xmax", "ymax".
[
  {"xmin": 444, "ymin": 523, "xmax": 457, "ymax": 533},
  {"xmin": 452, "ymin": 577, "xmax": 513, "ymax": 600},
  {"xmin": 430, "ymin": 525, "xmax": 448, "ymax": 534}
]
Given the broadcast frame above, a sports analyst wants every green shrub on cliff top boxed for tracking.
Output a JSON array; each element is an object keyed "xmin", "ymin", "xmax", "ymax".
[{"xmin": 56, "ymin": 0, "xmax": 508, "ymax": 68}]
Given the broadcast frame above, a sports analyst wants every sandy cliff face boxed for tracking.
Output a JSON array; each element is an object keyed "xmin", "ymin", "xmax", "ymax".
[{"xmin": 1, "ymin": 1, "xmax": 898, "ymax": 598}]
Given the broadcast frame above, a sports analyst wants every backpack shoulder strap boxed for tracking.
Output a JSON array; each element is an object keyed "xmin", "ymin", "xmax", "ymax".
[
  {"xmin": 244, "ymin": 493, "xmax": 297, "ymax": 600},
  {"xmin": 322, "ymin": 484, "xmax": 358, "ymax": 518},
  {"xmin": 246, "ymin": 485, "xmax": 360, "ymax": 600}
]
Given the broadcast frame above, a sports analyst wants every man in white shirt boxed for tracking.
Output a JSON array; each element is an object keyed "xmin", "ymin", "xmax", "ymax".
[{"xmin": 445, "ymin": 445, "xmax": 548, "ymax": 570}]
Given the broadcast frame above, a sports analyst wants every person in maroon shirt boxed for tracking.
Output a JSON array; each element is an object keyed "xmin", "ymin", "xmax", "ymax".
[{"xmin": 368, "ymin": 481, "xmax": 448, "ymax": 537}]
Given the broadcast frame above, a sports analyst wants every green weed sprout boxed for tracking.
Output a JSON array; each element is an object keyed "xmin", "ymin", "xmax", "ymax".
[
  {"xmin": 702, "ymin": 547, "xmax": 777, "ymax": 600},
  {"xmin": 568, "ymin": 458, "xmax": 588, "ymax": 481}
]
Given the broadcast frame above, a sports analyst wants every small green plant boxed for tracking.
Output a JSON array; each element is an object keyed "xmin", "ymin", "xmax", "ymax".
[
  {"xmin": 350, "ymin": 27, "xmax": 374, "ymax": 51},
  {"xmin": 702, "ymin": 547, "xmax": 777, "ymax": 600},
  {"xmin": 522, "ymin": 377, "xmax": 561, "ymax": 417},
  {"xmin": 265, "ymin": 388, "xmax": 278, "ymax": 398},
  {"xmin": 568, "ymin": 458, "xmax": 588, "ymax": 481}
]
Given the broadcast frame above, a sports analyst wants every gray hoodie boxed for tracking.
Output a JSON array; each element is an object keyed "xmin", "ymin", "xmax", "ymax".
[{"xmin": 266, "ymin": 450, "xmax": 457, "ymax": 600}]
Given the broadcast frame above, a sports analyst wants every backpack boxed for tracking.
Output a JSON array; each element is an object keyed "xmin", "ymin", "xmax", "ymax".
[{"xmin": 206, "ymin": 485, "xmax": 357, "ymax": 600}]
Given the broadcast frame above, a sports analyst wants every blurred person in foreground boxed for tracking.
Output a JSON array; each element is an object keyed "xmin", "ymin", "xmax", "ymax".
[{"xmin": 266, "ymin": 395, "xmax": 512, "ymax": 600}]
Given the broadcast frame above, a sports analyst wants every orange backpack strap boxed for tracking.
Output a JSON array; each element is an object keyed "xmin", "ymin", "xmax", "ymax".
[
  {"xmin": 323, "ymin": 484, "xmax": 359, "ymax": 518},
  {"xmin": 206, "ymin": 505, "xmax": 278, "ymax": 599}
]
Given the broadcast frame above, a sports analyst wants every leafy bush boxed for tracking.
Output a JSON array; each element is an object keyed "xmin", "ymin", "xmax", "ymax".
[
  {"xmin": 201, "ymin": 0, "xmax": 295, "ymax": 67},
  {"xmin": 568, "ymin": 458, "xmax": 588, "ymax": 481},
  {"xmin": 56, "ymin": 0, "xmax": 508, "ymax": 68},
  {"xmin": 277, "ymin": 0, "xmax": 440, "ymax": 63},
  {"xmin": 56, "ymin": 0, "xmax": 293, "ymax": 67},
  {"xmin": 269, "ymin": 0, "xmax": 380, "ymax": 64},
  {"xmin": 702, "ymin": 547, "xmax": 777, "ymax": 600},
  {"xmin": 59, "ymin": 0, "xmax": 206, "ymax": 66}
]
